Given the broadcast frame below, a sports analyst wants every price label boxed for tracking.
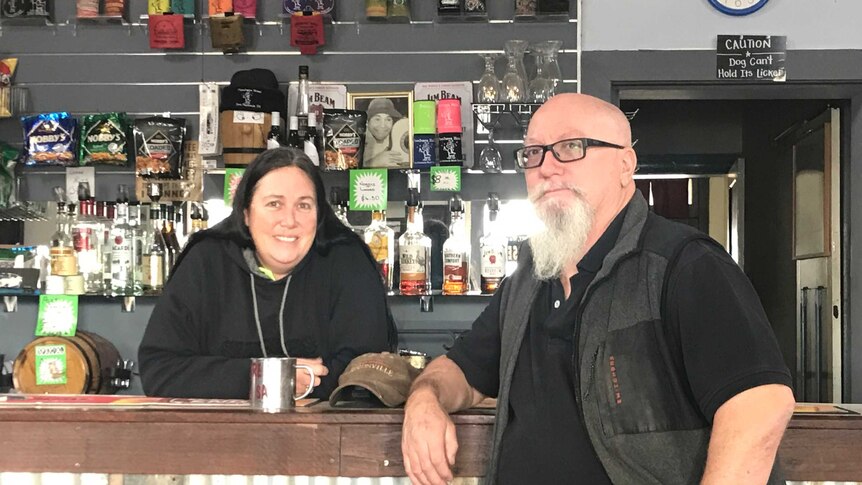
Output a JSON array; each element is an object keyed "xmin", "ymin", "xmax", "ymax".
[
  {"xmin": 430, "ymin": 166, "xmax": 461, "ymax": 192},
  {"xmin": 35, "ymin": 295, "xmax": 79, "ymax": 337},
  {"xmin": 349, "ymin": 169, "xmax": 388, "ymax": 211}
]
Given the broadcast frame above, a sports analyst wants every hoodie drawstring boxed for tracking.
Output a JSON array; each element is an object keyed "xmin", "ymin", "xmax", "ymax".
[{"xmin": 250, "ymin": 273, "xmax": 292, "ymax": 358}]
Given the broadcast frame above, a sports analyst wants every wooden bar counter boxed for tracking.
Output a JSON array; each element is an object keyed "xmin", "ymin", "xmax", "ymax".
[{"xmin": 0, "ymin": 399, "xmax": 860, "ymax": 481}]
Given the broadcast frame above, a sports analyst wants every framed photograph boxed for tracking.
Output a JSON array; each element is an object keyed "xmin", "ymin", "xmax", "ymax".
[{"xmin": 348, "ymin": 91, "xmax": 413, "ymax": 169}]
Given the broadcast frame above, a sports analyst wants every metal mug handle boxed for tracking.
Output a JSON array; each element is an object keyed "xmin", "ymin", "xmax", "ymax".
[{"xmin": 294, "ymin": 364, "xmax": 315, "ymax": 400}]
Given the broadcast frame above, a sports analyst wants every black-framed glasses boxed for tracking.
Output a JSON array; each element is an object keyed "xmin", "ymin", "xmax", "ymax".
[{"xmin": 513, "ymin": 137, "xmax": 625, "ymax": 169}]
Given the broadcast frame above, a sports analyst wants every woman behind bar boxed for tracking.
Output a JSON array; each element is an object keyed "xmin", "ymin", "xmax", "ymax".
[{"xmin": 138, "ymin": 148, "xmax": 397, "ymax": 399}]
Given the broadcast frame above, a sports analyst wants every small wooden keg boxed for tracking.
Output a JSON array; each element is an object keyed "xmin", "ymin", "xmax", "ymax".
[
  {"xmin": 220, "ymin": 110, "xmax": 272, "ymax": 166},
  {"xmin": 12, "ymin": 330, "xmax": 122, "ymax": 394}
]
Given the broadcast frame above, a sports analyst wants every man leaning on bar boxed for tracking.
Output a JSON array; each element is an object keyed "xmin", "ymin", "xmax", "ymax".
[{"xmin": 401, "ymin": 93, "xmax": 795, "ymax": 485}]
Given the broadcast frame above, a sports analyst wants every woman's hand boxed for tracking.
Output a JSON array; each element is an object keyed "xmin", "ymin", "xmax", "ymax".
[{"xmin": 295, "ymin": 357, "xmax": 328, "ymax": 396}]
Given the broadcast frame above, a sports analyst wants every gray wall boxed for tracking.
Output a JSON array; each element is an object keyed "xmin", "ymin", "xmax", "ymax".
[
  {"xmin": 582, "ymin": 0, "xmax": 862, "ymax": 51},
  {"xmin": 1, "ymin": 0, "xmax": 579, "ymax": 151}
]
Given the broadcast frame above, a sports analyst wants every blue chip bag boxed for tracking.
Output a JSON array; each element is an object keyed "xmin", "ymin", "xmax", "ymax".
[{"xmin": 22, "ymin": 112, "xmax": 78, "ymax": 166}]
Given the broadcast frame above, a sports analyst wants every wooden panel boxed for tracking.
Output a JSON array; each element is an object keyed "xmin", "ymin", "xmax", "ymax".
[
  {"xmin": 339, "ymin": 424, "xmax": 492, "ymax": 477},
  {"xmin": 779, "ymin": 427, "xmax": 862, "ymax": 481},
  {"xmin": 0, "ymin": 421, "xmax": 341, "ymax": 476}
]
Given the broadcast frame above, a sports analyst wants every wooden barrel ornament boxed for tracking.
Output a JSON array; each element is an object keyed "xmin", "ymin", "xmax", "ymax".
[
  {"xmin": 220, "ymin": 110, "xmax": 271, "ymax": 166},
  {"xmin": 12, "ymin": 330, "xmax": 122, "ymax": 394}
]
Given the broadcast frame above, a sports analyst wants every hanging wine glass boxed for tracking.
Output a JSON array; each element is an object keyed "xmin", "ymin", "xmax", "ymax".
[
  {"xmin": 476, "ymin": 53, "xmax": 501, "ymax": 103},
  {"xmin": 528, "ymin": 50, "xmax": 552, "ymax": 103},
  {"xmin": 479, "ymin": 113, "xmax": 503, "ymax": 173},
  {"xmin": 534, "ymin": 40, "xmax": 562, "ymax": 95},
  {"xmin": 502, "ymin": 40, "xmax": 529, "ymax": 102}
]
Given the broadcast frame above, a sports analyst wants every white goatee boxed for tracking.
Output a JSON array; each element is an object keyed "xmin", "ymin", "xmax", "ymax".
[{"xmin": 528, "ymin": 184, "xmax": 595, "ymax": 280}]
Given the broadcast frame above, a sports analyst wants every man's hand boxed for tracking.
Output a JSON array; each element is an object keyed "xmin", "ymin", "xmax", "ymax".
[
  {"xmin": 402, "ymin": 387, "xmax": 459, "ymax": 485},
  {"xmin": 294, "ymin": 357, "xmax": 328, "ymax": 397}
]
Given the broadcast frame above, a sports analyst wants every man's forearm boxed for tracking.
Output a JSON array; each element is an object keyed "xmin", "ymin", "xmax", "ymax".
[
  {"xmin": 701, "ymin": 384, "xmax": 795, "ymax": 484},
  {"xmin": 409, "ymin": 356, "xmax": 485, "ymax": 412}
]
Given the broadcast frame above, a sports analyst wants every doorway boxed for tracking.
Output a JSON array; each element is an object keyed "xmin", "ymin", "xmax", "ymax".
[{"xmin": 619, "ymin": 97, "xmax": 845, "ymax": 402}]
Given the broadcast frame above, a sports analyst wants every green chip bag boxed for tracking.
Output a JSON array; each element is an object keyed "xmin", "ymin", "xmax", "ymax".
[{"xmin": 79, "ymin": 113, "xmax": 130, "ymax": 166}]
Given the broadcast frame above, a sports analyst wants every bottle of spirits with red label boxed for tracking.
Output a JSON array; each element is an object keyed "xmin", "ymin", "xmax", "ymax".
[
  {"xmin": 480, "ymin": 192, "xmax": 506, "ymax": 294},
  {"xmin": 364, "ymin": 210, "xmax": 395, "ymax": 291},
  {"xmin": 399, "ymin": 189, "xmax": 431, "ymax": 295},
  {"xmin": 72, "ymin": 183, "xmax": 104, "ymax": 294},
  {"xmin": 442, "ymin": 195, "xmax": 470, "ymax": 295}
]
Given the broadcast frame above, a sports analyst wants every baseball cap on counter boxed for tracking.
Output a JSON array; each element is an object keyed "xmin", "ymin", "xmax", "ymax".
[{"xmin": 329, "ymin": 352, "xmax": 420, "ymax": 408}]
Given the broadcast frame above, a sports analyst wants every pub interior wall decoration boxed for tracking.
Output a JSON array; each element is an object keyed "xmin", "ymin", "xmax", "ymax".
[
  {"xmin": 707, "ymin": 0, "xmax": 769, "ymax": 16},
  {"xmin": 349, "ymin": 92, "xmax": 414, "ymax": 169}
]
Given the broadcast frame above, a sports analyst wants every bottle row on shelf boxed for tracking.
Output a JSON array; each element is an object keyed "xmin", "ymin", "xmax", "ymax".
[{"xmin": 46, "ymin": 182, "xmax": 208, "ymax": 297}]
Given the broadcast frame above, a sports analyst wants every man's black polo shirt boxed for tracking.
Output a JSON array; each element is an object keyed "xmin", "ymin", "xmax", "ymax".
[{"xmin": 448, "ymin": 206, "xmax": 791, "ymax": 484}]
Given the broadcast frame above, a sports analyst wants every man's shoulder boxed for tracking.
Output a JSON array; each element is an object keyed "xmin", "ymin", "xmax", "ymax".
[{"xmin": 639, "ymin": 213, "xmax": 720, "ymax": 261}]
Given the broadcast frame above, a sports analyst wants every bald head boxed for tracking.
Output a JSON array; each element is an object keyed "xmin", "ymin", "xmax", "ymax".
[{"xmin": 526, "ymin": 93, "xmax": 632, "ymax": 147}]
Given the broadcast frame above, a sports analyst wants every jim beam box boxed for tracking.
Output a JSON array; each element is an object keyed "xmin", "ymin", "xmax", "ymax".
[{"xmin": 414, "ymin": 82, "xmax": 473, "ymax": 166}]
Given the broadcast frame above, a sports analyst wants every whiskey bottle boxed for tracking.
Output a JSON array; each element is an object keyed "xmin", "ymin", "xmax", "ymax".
[
  {"xmin": 364, "ymin": 210, "xmax": 395, "ymax": 291},
  {"xmin": 266, "ymin": 111, "xmax": 283, "ymax": 149},
  {"xmin": 399, "ymin": 190, "xmax": 431, "ymax": 295},
  {"xmin": 442, "ymin": 195, "xmax": 470, "ymax": 295},
  {"xmin": 480, "ymin": 192, "xmax": 506, "ymax": 294},
  {"xmin": 49, "ymin": 201, "xmax": 78, "ymax": 277}
]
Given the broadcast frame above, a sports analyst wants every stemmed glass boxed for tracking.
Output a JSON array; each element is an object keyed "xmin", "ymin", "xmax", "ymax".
[
  {"xmin": 501, "ymin": 40, "xmax": 529, "ymax": 102},
  {"xmin": 528, "ymin": 50, "xmax": 552, "ymax": 103},
  {"xmin": 533, "ymin": 40, "xmax": 563, "ymax": 95},
  {"xmin": 478, "ymin": 113, "xmax": 503, "ymax": 173},
  {"xmin": 477, "ymin": 54, "xmax": 501, "ymax": 103}
]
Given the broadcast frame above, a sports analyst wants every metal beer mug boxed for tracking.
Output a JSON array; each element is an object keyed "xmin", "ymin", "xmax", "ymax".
[{"xmin": 249, "ymin": 357, "xmax": 315, "ymax": 412}]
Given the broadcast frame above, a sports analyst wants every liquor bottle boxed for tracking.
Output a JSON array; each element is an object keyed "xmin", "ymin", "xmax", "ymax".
[
  {"xmin": 173, "ymin": 203, "xmax": 187, "ymax": 249},
  {"xmin": 128, "ymin": 201, "xmax": 145, "ymax": 295},
  {"xmin": 297, "ymin": 65, "xmax": 310, "ymax": 117},
  {"xmin": 162, "ymin": 205, "xmax": 182, "ymax": 276},
  {"xmin": 364, "ymin": 210, "xmax": 395, "ymax": 291},
  {"xmin": 442, "ymin": 194, "xmax": 470, "ymax": 295},
  {"xmin": 303, "ymin": 112, "xmax": 322, "ymax": 166},
  {"xmin": 72, "ymin": 183, "xmax": 104, "ymax": 294},
  {"xmin": 287, "ymin": 116, "xmax": 302, "ymax": 149},
  {"xmin": 480, "ymin": 192, "xmax": 507, "ymax": 294},
  {"xmin": 109, "ymin": 200, "xmax": 138, "ymax": 295},
  {"xmin": 399, "ymin": 189, "xmax": 431, "ymax": 295},
  {"xmin": 190, "ymin": 203, "xmax": 202, "ymax": 234},
  {"xmin": 266, "ymin": 111, "xmax": 283, "ymax": 149},
  {"xmin": 49, "ymin": 201, "xmax": 78, "ymax": 277},
  {"xmin": 199, "ymin": 204, "xmax": 209, "ymax": 231},
  {"xmin": 330, "ymin": 187, "xmax": 354, "ymax": 231},
  {"xmin": 142, "ymin": 204, "xmax": 167, "ymax": 295}
]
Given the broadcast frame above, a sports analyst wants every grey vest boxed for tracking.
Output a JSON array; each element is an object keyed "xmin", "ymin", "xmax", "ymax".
[{"xmin": 488, "ymin": 192, "xmax": 783, "ymax": 484}]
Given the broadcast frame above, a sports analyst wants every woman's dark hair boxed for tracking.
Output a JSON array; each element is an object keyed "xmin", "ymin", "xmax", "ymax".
[{"xmin": 216, "ymin": 147, "xmax": 357, "ymax": 254}]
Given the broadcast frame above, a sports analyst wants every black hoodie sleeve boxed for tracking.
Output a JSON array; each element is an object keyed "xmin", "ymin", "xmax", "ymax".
[
  {"xmin": 138, "ymin": 242, "xmax": 252, "ymax": 399},
  {"xmin": 314, "ymin": 242, "xmax": 394, "ymax": 398}
]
